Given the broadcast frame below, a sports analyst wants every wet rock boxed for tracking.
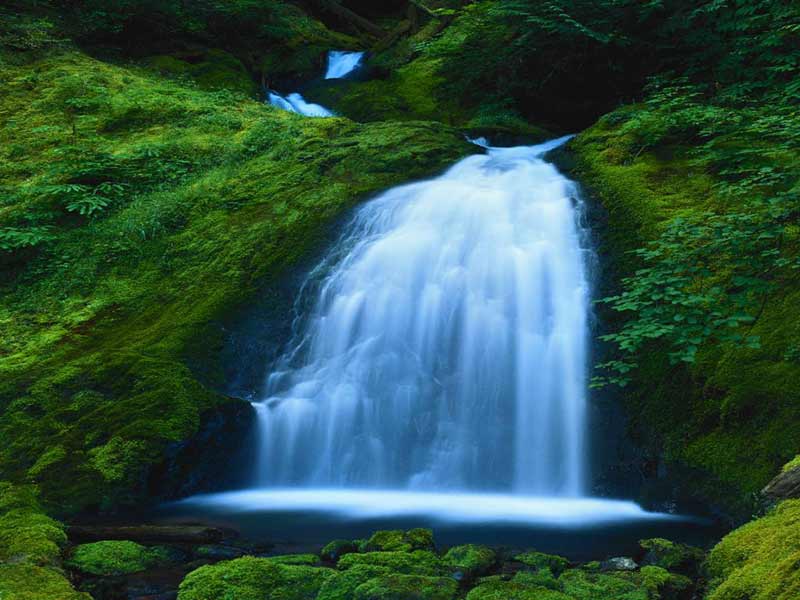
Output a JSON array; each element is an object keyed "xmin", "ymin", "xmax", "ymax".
[
  {"xmin": 599, "ymin": 556, "xmax": 638, "ymax": 571},
  {"xmin": 68, "ymin": 525, "xmax": 226, "ymax": 545},
  {"xmin": 762, "ymin": 464, "xmax": 800, "ymax": 500}
]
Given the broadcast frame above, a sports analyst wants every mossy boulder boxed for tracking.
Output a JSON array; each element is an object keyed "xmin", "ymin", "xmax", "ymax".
[
  {"xmin": 321, "ymin": 539, "xmax": 360, "ymax": 562},
  {"xmin": 177, "ymin": 557, "xmax": 335, "ymax": 600},
  {"xmin": 354, "ymin": 574, "xmax": 458, "ymax": 600},
  {"xmin": 512, "ymin": 569, "xmax": 560, "ymax": 590},
  {"xmin": 705, "ymin": 499, "xmax": 800, "ymax": 600},
  {"xmin": 318, "ymin": 565, "xmax": 393, "ymax": 600},
  {"xmin": 361, "ymin": 529, "xmax": 435, "ymax": 553},
  {"xmin": 338, "ymin": 550, "xmax": 444, "ymax": 575},
  {"xmin": 639, "ymin": 538, "xmax": 704, "ymax": 576},
  {"xmin": 558, "ymin": 569, "xmax": 648, "ymax": 600},
  {"xmin": 65, "ymin": 540, "xmax": 175, "ymax": 576},
  {"xmin": 264, "ymin": 553, "xmax": 319, "ymax": 566},
  {"xmin": 514, "ymin": 551, "xmax": 570, "ymax": 576},
  {"xmin": 442, "ymin": 544, "xmax": 496, "ymax": 578},
  {"xmin": 0, "ymin": 563, "xmax": 91, "ymax": 600},
  {"xmin": 466, "ymin": 579, "xmax": 572, "ymax": 600}
]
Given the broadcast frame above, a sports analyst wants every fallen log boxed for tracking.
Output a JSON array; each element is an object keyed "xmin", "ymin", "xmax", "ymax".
[{"xmin": 67, "ymin": 524, "xmax": 226, "ymax": 544}]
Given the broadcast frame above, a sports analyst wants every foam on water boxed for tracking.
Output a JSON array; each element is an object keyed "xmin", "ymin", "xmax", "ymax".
[{"xmin": 169, "ymin": 489, "xmax": 679, "ymax": 527}]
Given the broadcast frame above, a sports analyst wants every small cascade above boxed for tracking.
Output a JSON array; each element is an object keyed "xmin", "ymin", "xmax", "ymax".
[
  {"xmin": 267, "ymin": 50, "xmax": 364, "ymax": 117},
  {"xmin": 325, "ymin": 51, "xmax": 365, "ymax": 79}
]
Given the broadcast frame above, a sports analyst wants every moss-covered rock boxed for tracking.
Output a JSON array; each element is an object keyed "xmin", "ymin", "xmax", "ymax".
[
  {"xmin": 338, "ymin": 550, "xmax": 444, "ymax": 575},
  {"xmin": 705, "ymin": 499, "xmax": 800, "ymax": 600},
  {"xmin": 321, "ymin": 539, "xmax": 360, "ymax": 562},
  {"xmin": 442, "ymin": 544, "xmax": 496, "ymax": 578},
  {"xmin": 317, "ymin": 564, "xmax": 393, "ymax": 600},
  {"xmin": 559, "ymin": 569, "xmax": 648, "ymax": 600},
  {"xmin": 0, "ymin": 563, "xmax": 91, "ymax": 600},
  {"xmin": 65, "ymin": 540, "xmax": 174, "ymax": 576},
  {"xmin": 466, "ymin": 579, "xmax": 572, "ymax": 600},
  {"xmin": 511, "ymin": 568, "xmax": 560, "ymax": 590},
  {"xmin": 639, "ymin": 538, "xmax": 703, "ymax": 576},
  {"xmin": 361, "ymin": 529, "xmax": 435, "ymax": 553},
  {"xmin": 354, "ymin": 574, "xmax": 458, "ymax": 600},
  {"xmin": 177, "ymin": 556, "xmax": 335, "ymax": 600},
  {"xmin": 514, "ymin": 551, "xmax": 570, "ymax": 577}
]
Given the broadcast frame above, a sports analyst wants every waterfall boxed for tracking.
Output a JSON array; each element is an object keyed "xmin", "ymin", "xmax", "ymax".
[
  {"xmin": 267, "ymin": 50, "xmax": 364, "ymax": 117},
  {"xmin": 325, "ymin": 51, "xmax": 365, "ymax": 79},
  {"xmin": 255, "ymin": 136, "xmax": 592, "ymax": 497}
]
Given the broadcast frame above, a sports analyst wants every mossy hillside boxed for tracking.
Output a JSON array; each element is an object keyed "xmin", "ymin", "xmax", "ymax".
[
  {"xmin": 569, "ymin": 111, "xmax": 800, "ymax": 513},
  {"xmin": 0, "ymin": 482, "xmax": 89, "ymax": 600},
  {"xmin": 704, "ymin": 500, "xmax": 800, "ymax": 600},
  {"xmin": 65, "ymin": 540, "xmax": 174, "ymax": 576},
  {"xmin": 177, "ymin": 556, "xmax": 335, "ymax": 600},
  {"xmin": 0, "ymin": 47, "xmax": 471, "ymax": 515}
]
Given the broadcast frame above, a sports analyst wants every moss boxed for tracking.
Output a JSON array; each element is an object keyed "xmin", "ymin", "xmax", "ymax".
[
  {"xmin": 0, "ymin": 48, "xmax": 470, "ymax": 515},
  {"xmin": 512, "ymin": 569, "xmax": 560, "ymax": 590},
  {"xmin": 362, "ymin": 529, "xmax": 435, "ymax": 553},
  {"xmin": 514, "ymin": 552, "xmax": 569, "ymax": 577},
  {"xmin": 442, "ymin": 544, "xmax": 496, "ymax": 577},
  {"xmin": 321, "ymin": 539, "xmax": 359, "ymax": 562},
  {"xmin": 782, "ymin": 455, "xmax": 800, "ymax": 473},
  {"xmin": 264, "ymin": 553, "xmax": 319, "ymax": 566},
  {"xmin": 317, "ymin": 565, "xmax": 393, "ymax": 600},
  {"xmin": 354, "ymin": 574, "xmax": 458, "ymax": 600},
  {"xmin": 145, "ymin": 49, "xmax": 257, "ymax": 97},
  {"xmin": 338, "ymin": 551, "xmax": 444, "ymax": 575},
  {"xmin": 65, "ymin": 540, "xmax": 173, "ymax": 576},
  {"xmin": 177, "ymin": 557, "xmax": 335, "ymax": 600},
  {"xmin": 0, "ymin": 564, "xmax": 90, "ymax": 600},
  {"xmin": 558, "ymin": 569, "xmax": 648, "ymax": 600},
  {"xmin": 466, "ymin": 579, "xmax": 572, "ymax": 600},
  {"xmin": 705, "ymin": 500, "xmax": 800, "ymax": 600},
  {"xmin": 0, "ymin": 482, "xmax": 66, "ymax": 567},
  {"xmin": 638, "ymin": 566, "xmax": 692, "ymax": 600},
  {"xmin": 639, "ymin": 538, "xmax": 703, "ymax": 576}
]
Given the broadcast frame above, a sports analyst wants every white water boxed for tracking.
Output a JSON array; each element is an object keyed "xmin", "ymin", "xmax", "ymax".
[
  {"xmin": 255, "ymin": 136, "xmax": 593, "ymax": 497},
  {"xmin": 172, "ymin": 490, "xmax": 677, "ymax": 527},
  {"xmin": 325, "ymin": 51, "xmax": 364, "ymax": 79},
  {"xmin": 267, "ymin": 92, "xmax": 334, "ymax": 118},
  {"xmin": 268, "ymin": 51, "xmax": 364, "ymax": 117}
]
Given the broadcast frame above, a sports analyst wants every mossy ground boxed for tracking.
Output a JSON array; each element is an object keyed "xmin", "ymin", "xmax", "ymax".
[
  {"xmin": 0, "ymin": 44, "xmax": 469, "ymax": 516},
  {"xmin": 65, "ymin": 540, "xmax": 174, "ymax": 576}
]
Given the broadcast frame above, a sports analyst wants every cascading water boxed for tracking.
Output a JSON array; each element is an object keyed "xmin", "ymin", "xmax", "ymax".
[
  {"xmin": 325, "ymin": 51, "xmax": 364, "ymax": 79},
  {"xmin": 255, "ymin": 136, "xmax": 591, "ymax": 497},
  {"xmin": 268, "ymin": 50, "xmax": 364, "ymax": 117}
]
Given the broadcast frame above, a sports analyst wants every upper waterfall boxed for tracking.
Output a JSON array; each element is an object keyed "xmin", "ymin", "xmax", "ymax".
[
  {"xmin": 325, "ymin": 51, "xmax": 365, "ymax": 79},
  {"xmin": 255, "ymin": 136, "xmax": 592, "ymax": 496},
  {"xmin": 267, "ymin": 50, "xmax": 364, "ymax": 117}
]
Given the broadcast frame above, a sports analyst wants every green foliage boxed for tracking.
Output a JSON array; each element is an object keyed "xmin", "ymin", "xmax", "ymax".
[
  {"xmin": 705, "ymin": 500, "xmax": 800, "ymax": 600},
  {"xmin": 66, "ymin": 540, "xmax": 174, "ymax": 576}
]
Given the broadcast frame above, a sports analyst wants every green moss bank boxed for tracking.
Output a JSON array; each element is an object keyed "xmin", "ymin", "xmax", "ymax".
[{"xmin": 0, "ymin": 45, "xmax": 470, "ymax": 516}]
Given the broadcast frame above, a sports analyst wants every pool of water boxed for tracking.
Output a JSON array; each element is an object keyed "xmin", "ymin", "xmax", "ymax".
[{"xmin": 156, "ymin": 489, "xmax": 722, "ymax": 561}]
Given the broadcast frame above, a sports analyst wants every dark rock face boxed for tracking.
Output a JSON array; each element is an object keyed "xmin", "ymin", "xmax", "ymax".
[
  {"xmin": 762, "ymin": 466, "xmax": 800, "ymax": 500},
  {"xmin": 149, "ymin": 399, "xmax": 256, "ymax": 501}
]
